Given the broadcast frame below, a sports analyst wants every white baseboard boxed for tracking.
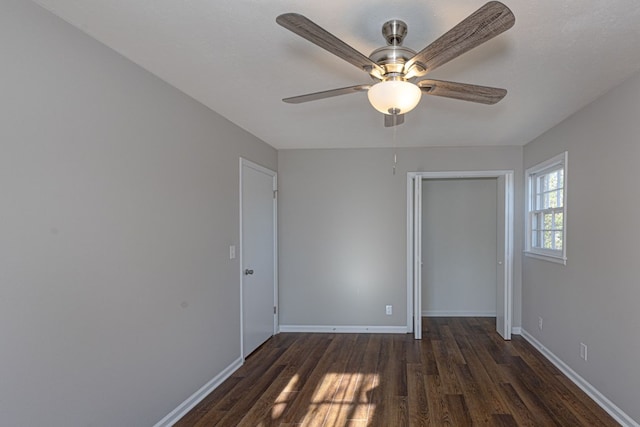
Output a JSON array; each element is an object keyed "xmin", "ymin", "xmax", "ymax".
[
  {"xmin": 520, "ymin": 329, "xmax": 638, "ymax": 427},
  {"xmin": 421, "ymin": 310, "xmax": 496, "ymax": 317},
  {"xmin": 511, "ymin": 326, "xmax": 522, "ymax": 335},
  {"xmin": 279, "ymin": 325, "xmax": 408, "ymax": 334},
  {"xmin": 153, "ymin": 357, "xmax": 243, "ymax": 427}
]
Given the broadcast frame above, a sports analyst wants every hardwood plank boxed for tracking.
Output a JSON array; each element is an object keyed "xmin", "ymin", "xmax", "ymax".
[
  {"xmin": 455, "ymin": 335, "xmax": 511, "ymax": 417},
  {"xmin": 367, "ymin": 335, "xmax": 409, "ymax": 426},
  {"xmin": 422, "ymin": 317, "xmax": 442, "ymax": 340},
  {"xmin": 172, "ymin": 376, "xmax": 242, "ymax": 426},
  {"xmin": 432, "ymin": 338, "xmax": 463, "ymax": 394},
  {"xmin": 491, "ymin": 413, "xmax": 519, "ymax": 427},
  {"xmin": 475, "ymin": 330, "xmax": 512, "ymax": 365},
  {"xmin": 215, "ymin": 346, "xmax": 287, "ymax": 412},
  {"xmin": 446, "ymin": 393, "xmax": 472, "ymax": 426},
  {"xmin": 406, "ymin": 363, "xmax": 430, "ymax": 426},
  {"xmin": 321, "ymin": 334, "xmax": 370, "ymax": 426},
  {"xmin": 176, "ymin": 318, "xmax": 620, "ymax": 427},
  {"xmin": 510, "ymin": 336, "xmax": 562, "ymax": 375},
  {"xmin": 405, "ymin": 337, "xmax": 422, "ymax": 365},
  {"xmin": 425, "ymin": 374, "xmax": 458, "ymax": 426},
  {"xmin": 214, "ymin": 363, "xmax": 286, "ymax": 425},
  {"xmin": 352, "ymin": 334, "xmax": 381, "ymax": 422},
  {"xmin": 234, "ymin": 365, "xmax": 299, "ymax": 426},
  {"xmin": 506, "ymin": 355, "xmax": 584, "ymax": 426},
  {"xmin": 463, "ymin": 336, "xmax": 554, "ymax": 426},
  {"xmin": 555, "ymin": 374, "xmax": 621, "ymax": 426},
  {"xmin": 498, "ymin": 382, "xmax": 550, "ymax": 427},
  {"xmin": 452, "ymin": 363, "xmax": 495, "ymax": 425},
  {"xmin": 280, "ymin": 334, "xmax": 360, "ymax": 425},
  {"xmin": 280, "ymin": 335, "xmax": 333, "ymax": 394},
  {"xmin": 420, "ymin": 336, "xmax": 439, "ymax": 376},
  {"xmin": 440, "ymin": 324, "xmax": 466, "ymax": 365},
  {"xmin": 509, "ymin": 341, "xmax": 618, "ymax": 427}
]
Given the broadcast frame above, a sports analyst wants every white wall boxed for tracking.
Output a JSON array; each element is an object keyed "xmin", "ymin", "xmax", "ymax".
[
  {"xmin": 278, "ymin": 146, "xmax": 522, "ymax": 329},
  {"xmin": 0, "ymin": 2, "xmax": 276, "ymax": 426},
  {"xmin": 522, "ymin": 70, "xmax": 640, "ymax": 423},
  {"xmin": 422, "ymin": 179, "xmax": 497, "ymax": 316}
]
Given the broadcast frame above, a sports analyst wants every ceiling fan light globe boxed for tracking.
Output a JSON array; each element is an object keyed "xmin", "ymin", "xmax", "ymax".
[{"xmin": 367, "ymin": 80, "xmax": 422, "ymax": 115}]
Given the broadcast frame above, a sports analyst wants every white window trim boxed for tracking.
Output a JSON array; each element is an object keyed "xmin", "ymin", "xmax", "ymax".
[{"xmin": 524, "ymin": 151, "xmax": 568, "ymax": 265}]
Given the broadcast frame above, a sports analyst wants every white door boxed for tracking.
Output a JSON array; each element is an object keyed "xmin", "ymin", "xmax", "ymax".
[
  {"xmin": 496, "ymin": 175, "xmax": 511, "ymax": 339},
  {"xmin": 412, "ymin": 176, "xmax": 422, "ymax": 339},
  {"xmin": 241, "ymin": 159, "xmax": 276, "ymax": 358}
]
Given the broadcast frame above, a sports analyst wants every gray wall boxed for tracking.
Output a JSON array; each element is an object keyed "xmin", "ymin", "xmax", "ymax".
[
  {"xmin": 278, "ymin": 146, "xmax": 523, "ymax": 328},
  {"xmin": 422, "ymin": 179, "xmax": 497, "ymax": 316},
  {"xmin": 0, "ymin": 2, "xmax": 276, "ymax": 426},
  {"xmin": 522, "ymin": 70, "xmax": 640, "ymax": 423}
]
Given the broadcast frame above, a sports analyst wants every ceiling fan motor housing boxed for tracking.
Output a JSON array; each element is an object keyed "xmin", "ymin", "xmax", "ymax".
[
  {"xmin": 370, "ymin": 20, "xmax": 419, "ymax": 79},
  {"xmin": 382, "ymin": 19, "xmax": 408, "ymax": 46},
  {"xmin": 369, "ymin": 45, "xmax": 416, "ymax": 77}
]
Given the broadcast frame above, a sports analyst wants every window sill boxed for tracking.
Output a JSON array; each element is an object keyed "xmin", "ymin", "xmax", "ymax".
[{"xmin": 524, "ymin": 251, "xmax": 567, "ymax": 265}]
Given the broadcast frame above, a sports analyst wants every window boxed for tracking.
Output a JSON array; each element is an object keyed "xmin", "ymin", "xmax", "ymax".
[{"xmin": 525, "ymin": 152, "xmax": 567, "ymax": 264}]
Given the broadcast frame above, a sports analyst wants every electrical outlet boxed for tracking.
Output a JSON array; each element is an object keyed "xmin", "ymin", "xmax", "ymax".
[
  {"xmin": 229, "ymin": 245, "xmax": 236, "ymax": 260},
  {"xmin": 538, "ymin": 316, "xmax": 543, "ymax": 331},
  {"xmin": 580, "ymin": 343, "xmax": 588, "ymax": 361},
  {"xmin": 385, "ymin": 305, "xmax": 392, "ymax": 315}
]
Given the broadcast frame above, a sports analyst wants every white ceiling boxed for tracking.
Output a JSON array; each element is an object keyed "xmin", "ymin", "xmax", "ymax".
[{"xmin": 33, "ymin": 0, "xmax": 640, "ymax": 149}]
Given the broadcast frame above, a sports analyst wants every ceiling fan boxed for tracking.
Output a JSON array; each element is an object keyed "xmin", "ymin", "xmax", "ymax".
[{"xmin": 277, "ymin": 1, "xmax": 515, "ymax": 127}]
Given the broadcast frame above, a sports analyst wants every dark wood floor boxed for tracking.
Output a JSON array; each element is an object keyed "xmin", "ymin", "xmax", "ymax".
[{"xmin": 175, "ymin": 317, "xmax": 618, "ymax": 426}]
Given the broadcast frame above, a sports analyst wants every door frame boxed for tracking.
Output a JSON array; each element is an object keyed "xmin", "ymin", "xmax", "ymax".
[
  {"xmin": 239, "ymin": 158, "xmax": 278, "ymax": 360},
  {"xmin": 407, "ymin": 170, "xmax": 514, "ymax": 340}
]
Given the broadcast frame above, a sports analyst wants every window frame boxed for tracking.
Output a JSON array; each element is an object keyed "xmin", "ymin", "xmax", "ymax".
[{"xmin": 525, "ymin": 151, "xmax": 568, "ymax": 265}]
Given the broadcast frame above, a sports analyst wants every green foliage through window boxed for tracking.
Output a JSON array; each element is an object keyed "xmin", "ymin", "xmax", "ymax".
[{"xmin": 526, "ymin": 153, "xmax": 567, "ymax": 261}]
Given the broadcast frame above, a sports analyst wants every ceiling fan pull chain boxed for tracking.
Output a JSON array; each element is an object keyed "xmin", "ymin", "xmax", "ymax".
[{"xmin": 392, "ymin": 122, "xmax": 398, "ymax": 175}]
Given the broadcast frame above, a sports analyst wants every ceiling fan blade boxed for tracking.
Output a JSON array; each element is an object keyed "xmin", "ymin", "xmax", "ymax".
[
  {"xmin": 384, "ymin": 114, "xmax": 405, "ymax": 127},
  {"xmin": 404, "ymin": 1, "xmax": 514, "ymax": 77},
  {"xmin": 418, "ymin": 79, "xmax": 507, "ymax": 104},
  {"xmin": 283, "ymin": 84, "xmax": 371, "ymax": 104},
  {"xmin": 277, "ymin": 13, "xmax": 384, "ymax": 78}
]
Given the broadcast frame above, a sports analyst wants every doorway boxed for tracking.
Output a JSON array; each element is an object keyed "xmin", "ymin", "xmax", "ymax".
[
  {"xmin": 240, "ymin": 158, "xmax": 278, "ymax": 359},
  {"xmin": 407, "ymin": 171, "xmax": 514, "ymax": 340},
  {"xmin": 422, "ymin": 178, "xmax": 498, "ymax": 317}
]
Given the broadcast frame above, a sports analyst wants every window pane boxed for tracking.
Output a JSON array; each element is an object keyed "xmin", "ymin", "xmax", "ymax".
[
  {"xmin": 535, "ymin": 229, "xmax": 543, "ymax": 248},
  {"xmin": 546, "ymin": 171, "xmax": 559, "ymax": 191},
  {"xmin": 548, "ymin": 191, "xmax": 558, "ymax": 208},
  {"xmin": 555, "ymin": 231, "xmax": 563, "ymax": 250},
  {"xmin": 558, "ymin": 169, "xmax": 564, "ymax": 188},
  {"xmin": 532, "ymin": 212, "xmax": 540, "ymax": 230},
  {"xmin": 544, "ymin": 213, "xmax": 553, "ymax": 230},
  {"xmin": 537, "ymin": 176, "xmax": 544, "ymax": 194},
  {"xmin": 543, "ymin": 231, "xmax": 553, "ymax": 249},
  {"xmin": 554, "ymin": 212, "xmax": 564, "ymax": 229},
  {"xmin": 558, "ymin": 189, "xmax": 564, "ymax": 207}
]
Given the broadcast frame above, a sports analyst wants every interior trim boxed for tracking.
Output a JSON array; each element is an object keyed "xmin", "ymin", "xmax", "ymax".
[
  {"xmin": 521, "ymin": 329, "xmax": 638, "ymax": 427},
  {"xmin": 153, "ymin": 357, "xmax": 243, "ymax": 427},
  {"xmin": 279, "ymin": 325, "xmax": 408, "ymax": 334}
]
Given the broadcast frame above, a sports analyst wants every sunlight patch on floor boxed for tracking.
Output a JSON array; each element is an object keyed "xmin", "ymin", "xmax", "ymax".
[
  {"xmin": 271, "ymin": 374, "xmax": 300, "ymax": 419},
  {"xmin": 306, "ymin": 372, "xmax": 379, "ymax": 425},
  {"xmin": 266, "ymin": 371, "xmax": 380, "ymax": 425}
]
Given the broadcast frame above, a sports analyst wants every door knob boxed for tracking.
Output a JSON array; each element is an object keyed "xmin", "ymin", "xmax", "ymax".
[{"xmin": 244, "ymin": 269, "xmax": 254, "ymax": 275}]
